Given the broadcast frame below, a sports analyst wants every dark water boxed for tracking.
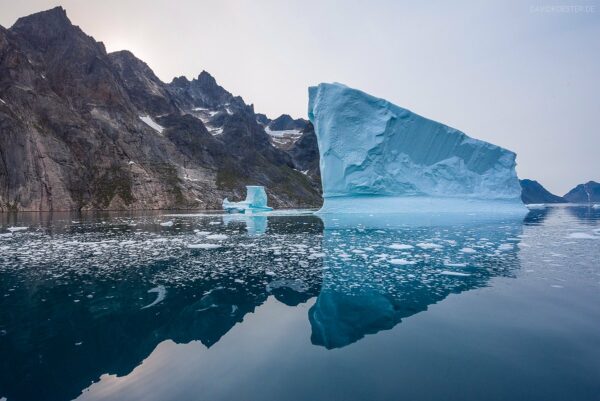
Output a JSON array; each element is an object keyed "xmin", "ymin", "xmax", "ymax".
[{"xmin": 0, "ymin": 206, "xmax": 599, "ymax": 401}]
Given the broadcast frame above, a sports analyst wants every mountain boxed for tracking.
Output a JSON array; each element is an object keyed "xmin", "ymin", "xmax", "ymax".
[
  {"xmin": 519, "ymin": 179, "xmax": 565, "ymax": 204},
  {"xmin": 0, "ymin": 7, "xmax": 321, "ymax": 212},
  {"xmin": 563, "ymin": 181, "xmax": 600, "ymax": 203},
  {"xmin": 288, "ymin": 122, "xmax": 321, "ymax": 185},
  {"xmin": 267, "ymin": 114, "xmax": 308, "ymax": 131},
  {"xmin": 262, "ymin": 114, "xmax": 309, "ymax": 150}
]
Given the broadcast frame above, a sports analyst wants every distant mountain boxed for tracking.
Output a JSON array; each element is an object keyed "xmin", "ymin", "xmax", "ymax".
[
  {"xmin": 519, "ymin": 179, "xmax": 565, "ymax": 204},
  {"xmin": 267, "ymin": 114, "xmax": 308, "ymax": 131},
  {"xmin": 563, "ymin": 181, "xmax": 600, "ymax": 203},
  {"xmin": 0, "ymin": 7, "xmax": 322, "ymax": 211},
  {"xmin": 261, "ymin": 114, "xmax": 309, "ymax": 150}
]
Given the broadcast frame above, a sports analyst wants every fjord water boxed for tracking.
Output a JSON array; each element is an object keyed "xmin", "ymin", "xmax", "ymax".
[{"xmin": 0, "ymin": 207, "xmax": 599, "ymax": 401}]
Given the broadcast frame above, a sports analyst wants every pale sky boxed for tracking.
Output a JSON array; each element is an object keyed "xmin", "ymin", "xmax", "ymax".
[{"xmin": 1, "ymin": 0, "xmax": 598, "ymax": 195}]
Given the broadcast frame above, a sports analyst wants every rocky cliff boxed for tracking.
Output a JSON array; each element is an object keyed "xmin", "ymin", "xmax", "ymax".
[{"xmin": 0, "ymin": 7, "xmax": 322, "ymax": 211}]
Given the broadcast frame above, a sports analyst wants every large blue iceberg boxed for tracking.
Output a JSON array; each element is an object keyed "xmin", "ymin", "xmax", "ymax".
[
  {"xmin": 223, "ymin": 186, "xmax": 272, "ymax": 213},
  {"xmin": 308, "ymin": 83, "xmax": 526, "ymax": 214}
]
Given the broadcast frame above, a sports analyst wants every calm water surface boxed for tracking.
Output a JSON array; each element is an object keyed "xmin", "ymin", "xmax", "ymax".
[{"xmin": 0, "ymin": 206, "xmax": 599, "ymax": 401}]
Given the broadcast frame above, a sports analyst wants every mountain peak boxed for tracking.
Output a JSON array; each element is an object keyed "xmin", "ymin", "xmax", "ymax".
[
  {"xmin": 268, "ymin": 114, "xmax": 309, "ymax": 131},
  {"xmin": 198, "ymin": 70, "xmax": 215, "ymax": 83},
  {"xmin": 10, "ymin": 6, "xmax": 92, "ymax": 51},
  {"xmin": 12, "ymin": 6, "xmax": 71, "ymax": 31}
]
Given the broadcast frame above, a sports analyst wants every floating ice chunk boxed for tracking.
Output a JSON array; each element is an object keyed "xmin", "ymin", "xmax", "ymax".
[
  {"xmin": 498, "ymin": 243, "xmax": 513, "ymax": 251},
  {"xmin": 7, "ymin": 226, "xmax": 28, "ymax": 232},
  {"xmin": 141, "ymin": 285, "xmax": 166, "ymax": 309},
  {"xmin": 460, "ymin": 247, "xmax": 477, "ymax": 253},
  {"xmin": 194, "ymin": 230, "xmax": 211, "ymax": 236},
  {"xmin": 206, "ymin": 234, "xmax": 228, "ymax": 240},
  {"xmin": 593, "ymin": 204, "xmax": 600, "ymax": 209},
  {"xmin": 566, "ymin": 232, "xmax": 599, "ymax": 239},
  {"xmin": 308, "ymin": 252, "xmax": 326, "ymax": 259},
  {"xmin": 187, "ymin": 243, "xmax": 221, "ymax": 249},
  {"xmin": 526, "ymin": 204, "xmax": 546, "ymax": 209},
  {"xmin": 160, "ymin": 221, "xmax": 174, "ymax": 227},
  {"xmin": 223, "ymin": 185, "xmax": 273, "ymax": 213},
  {"xmin": 444, "ymin": 261, "xmax": 467, "ymax": 267},
  {"xmin": 439, "ymin": 270, "xmax": 471, "ymax": 277},
  {"xmin": 139, "ymin": 115, "xmax": 164, "ymax": 133},
  {"xmin": 388, "ymin": 243, "xmax": 413, "ymax": 250},
  {"xmin": 416, "ymin": 242, "xmax": 443, "ymax": 250},
  {"xmin": 389, "ymin": 258, "xmax": 416, "ymax": 265},
  {"xmin": 309, "ymin": 82, "xmax": 526, "ymax": 215}
]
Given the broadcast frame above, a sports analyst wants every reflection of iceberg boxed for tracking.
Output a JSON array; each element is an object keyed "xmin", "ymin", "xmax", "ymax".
[
  {"xmin": 308, "ymin": 83, "xmax": 526, "ymax": 215},
  {"xmin": 222, "ymin": 213, "xmax": 268, "ymax": 235},
  {"xmin": 222, "ymin": 185, "xmax": 273, "ymax": 213},
  {"xmin": 310, "ymin": 213, "xmax": 523, "ymax": 349}
]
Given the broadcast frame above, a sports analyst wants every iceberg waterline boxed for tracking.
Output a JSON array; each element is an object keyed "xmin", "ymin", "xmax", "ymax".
[
  {"xmin": 308, "ymin": 83, "xmax": 526, "ymax": 214},
  {"xmin": 223, "ymin": 185, "xmax": 273, "ymax": 213}
]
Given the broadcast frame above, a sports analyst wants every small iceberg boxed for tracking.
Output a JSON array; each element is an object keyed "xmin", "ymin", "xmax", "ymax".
[
  {"xmin": 223, "ymin": 185, "xmax": 273, "ymax": 213},
  {"xmin": 141, "ymin": 285, "xmax": 167, "ymax": 309}
]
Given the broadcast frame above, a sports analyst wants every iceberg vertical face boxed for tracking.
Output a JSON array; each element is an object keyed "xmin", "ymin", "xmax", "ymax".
[
  {"xmin": 308, "ymin": 83, "xmax": 525, "ymax": 214},
  {"xmin": 245, "ymin": 185, "xmax": 269, "ymax": 208}
]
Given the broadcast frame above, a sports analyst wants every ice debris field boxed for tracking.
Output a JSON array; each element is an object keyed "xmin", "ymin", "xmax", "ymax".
[{"xmin": 1, "ymin": 206, "xmax": 598, "ymax": 315}]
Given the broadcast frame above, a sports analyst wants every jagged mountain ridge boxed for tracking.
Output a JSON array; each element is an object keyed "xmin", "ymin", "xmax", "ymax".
[{"xmin": 0, "ymin": 6, "xmax": 321, "ymax": 211}]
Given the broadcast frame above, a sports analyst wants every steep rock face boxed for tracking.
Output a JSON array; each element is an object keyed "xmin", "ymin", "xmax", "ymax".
[
  {"xmin": 308, "ymin": 83, "xmax": 525, "ymax": 213},
  {"xmin": 519, "ymin": 179, "xmax": 565, "ymax": 204},
  {"xmin": 288, "ymin": 122, "xmax": 321, "ymax": 191},
  {"xmin": 0, "ymin": 7, "xmax": 321, "ymax": 211},
  {"xmin": 108, "ymin": 50, "xmax": 177, "ymax": 116},
  {"xmin": 563, "ymin": 181, "xmax": 600, "ymax": 203}
]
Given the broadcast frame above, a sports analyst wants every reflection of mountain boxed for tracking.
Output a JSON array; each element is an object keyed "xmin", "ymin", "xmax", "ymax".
[
  {"xmin": 564, "ymin": 204, "xmax": 600, "ymax": 224},
  {"xmin": 0, "ymin": 215, "xmax": 323, "ymax": 401},
  {"xmin": 309, "ymin": 214, "xmax": 523, "ymax": 349},
  {"xmin": 523, "ymin": 207, "xmax": 554, "ymax": 225}
]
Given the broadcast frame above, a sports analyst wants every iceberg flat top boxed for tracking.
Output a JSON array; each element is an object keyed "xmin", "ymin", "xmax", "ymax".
[{"xmin": 308, "ymin": 83, "xmax": 523, "ymax": 206}]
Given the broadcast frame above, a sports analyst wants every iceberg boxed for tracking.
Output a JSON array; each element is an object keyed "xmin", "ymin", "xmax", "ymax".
[
  {"xmin": 308, "ymin": 83, "xmax": 526, "ymax": 215},
  {"xmin": 222, "ymin": 185, "xmax": 273, "ymax": 213}
]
